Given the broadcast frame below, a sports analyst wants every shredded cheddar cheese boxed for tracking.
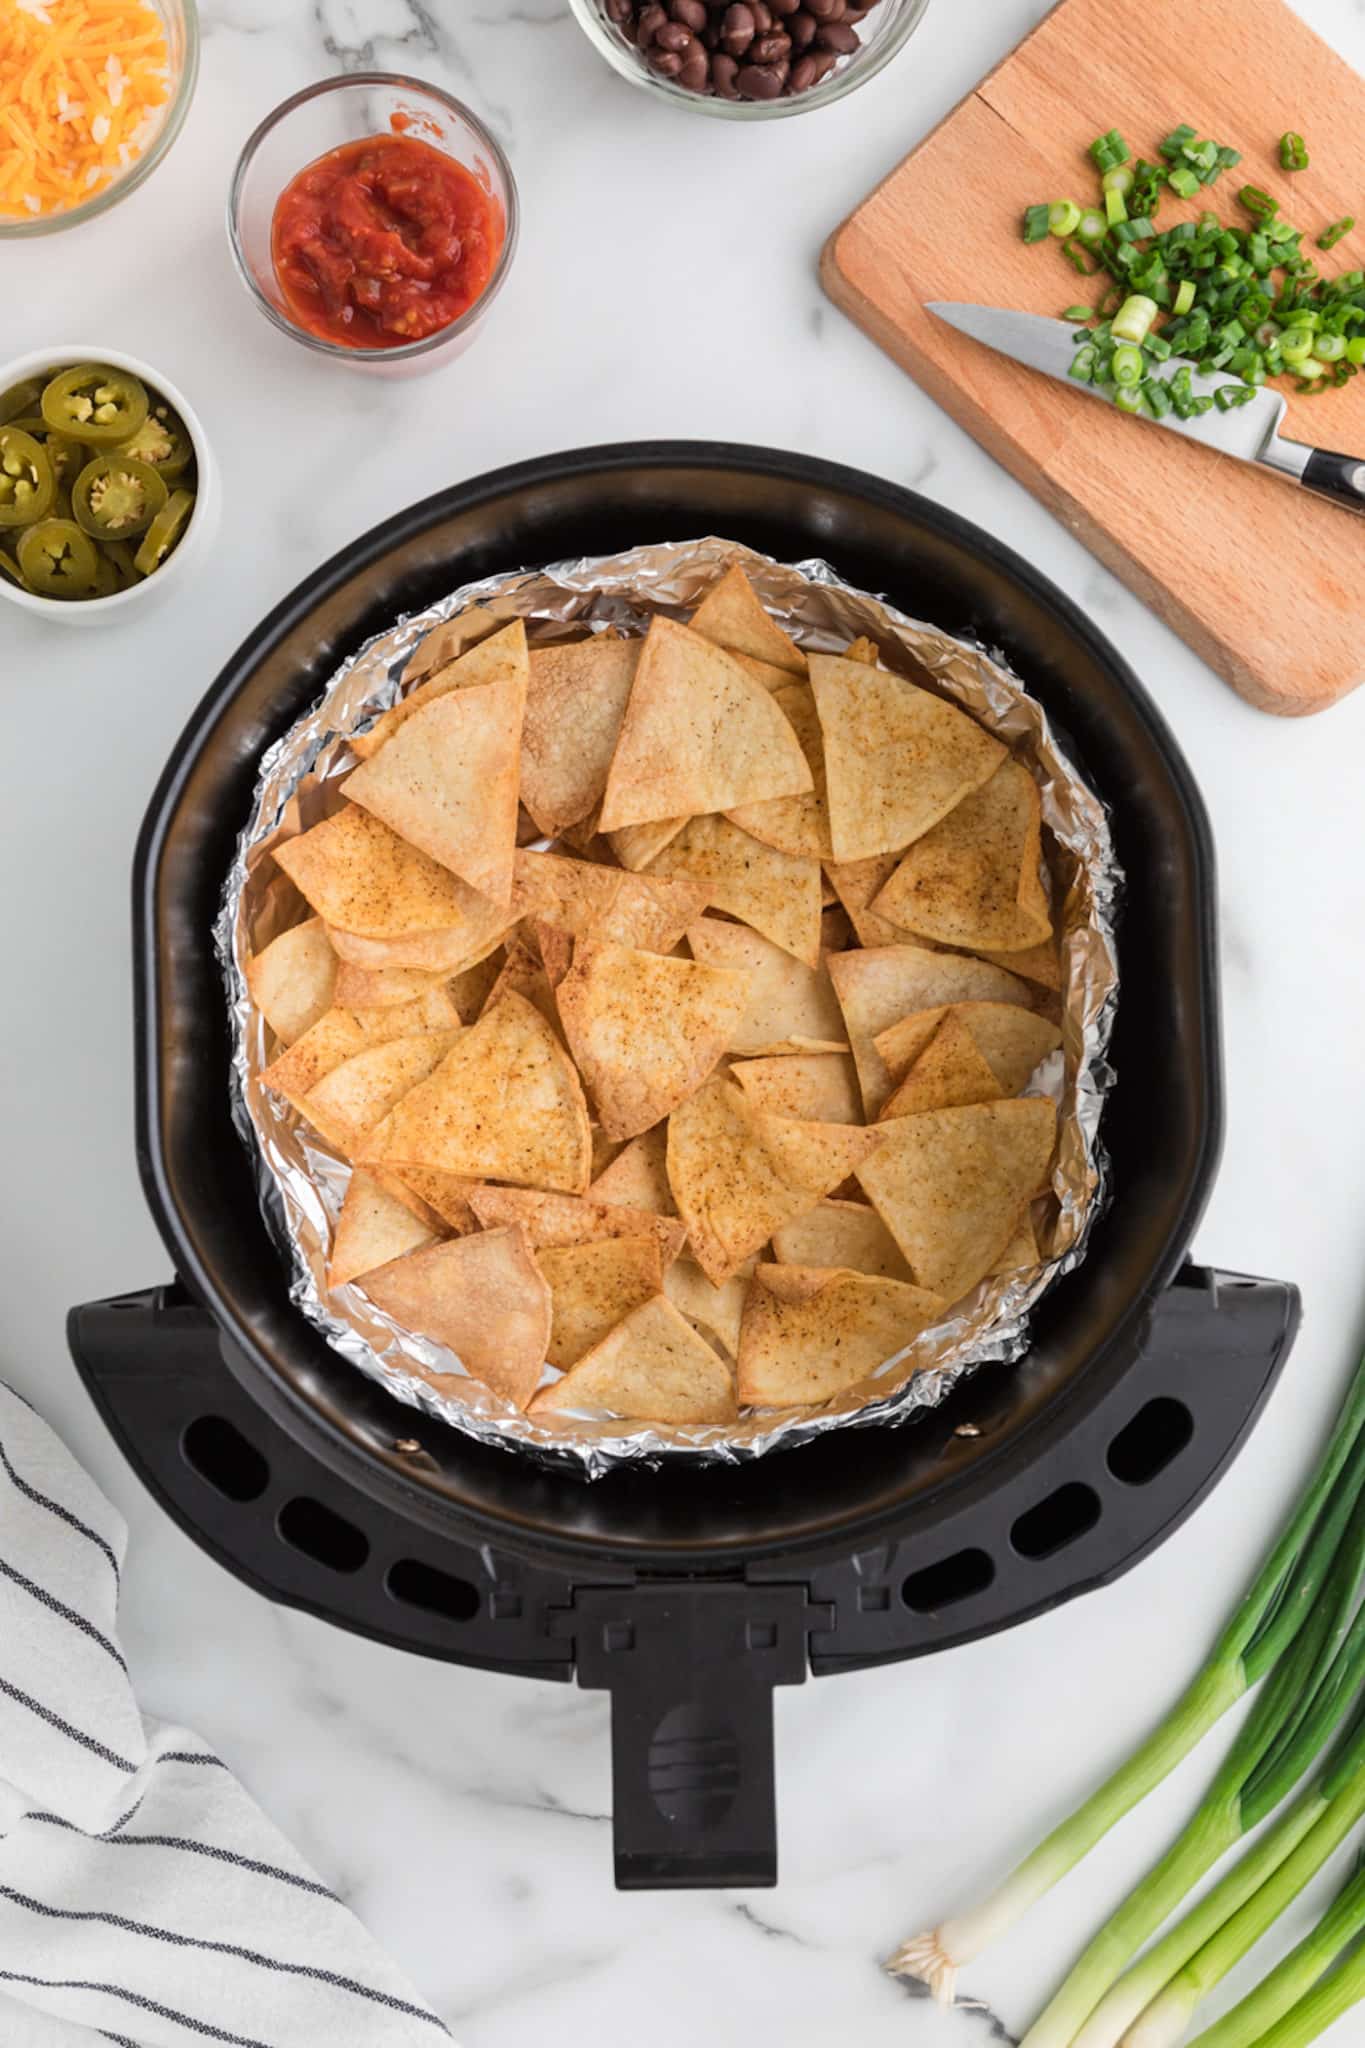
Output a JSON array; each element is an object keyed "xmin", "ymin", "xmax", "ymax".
[{"xmin": 0, "ymin": 0, "xmax": 172, "ymax": 221}]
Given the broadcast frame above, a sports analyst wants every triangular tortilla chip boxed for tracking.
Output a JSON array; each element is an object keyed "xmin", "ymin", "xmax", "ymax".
[
  {"xmin": 873, "ymin": 758, "xmax": 1052, "ymax": 953},
  {"xmin": 478, "ymin": 932, "xmax": 563, "ymax": 1037},
  {"xmin": 854, "ymin": 1100, "xmax": 1057, "ymax": 1304},
  {"xmin": 661, "ymin": 1258, "xmax": 749, "ymax": 1358},
  {"xmin": 875, "ymin": 1002, "xmax": 1062, "ymax": 1096},
  {"xmin": 519, "ymin": 635, "xmax": 641, "ymax": 837},
  {"xmin": 992, "ymin": 1211, "xmax": 1040, "ymax": 1276},
  {"xmin": 726, "ymin": 682, "xmax": 833, "ymax": 861},
  {"xmin": 825, "ymin": 853, "xmax": 914, "ymax": 949},
  {"xmin": 844, "ymin": 635, "xmax": 880, "ymax": 665},
  {"xmin": 689, "ymin": 564, "xmax": 805, "ymax": 677},
  {"xmin": 261, "ymin": 989, "xmax": 461, "ymax": 1109},
  {"xmin": 736, "ymin": 1264, "xmax": 945, "ymax": 1407},
  {"xmin": 274, "ymin": 806, "xmax": 484, "ymax": 939},
  {"xmin": 809, "ymin": 653, "xmax": 1006, "ymax": 862},
  {"xmin": 878, "ymin": 1013, "xmax": 1005, "ymax": 1119},
  {"xmin": 402, "ymin": 607, "xmax": 508, "ymax": 685},
  {"xmin": 687, "ymin": 917, "xmax": 847, "ymax": 1057},
  {"xmin": 977, "ymin": 938, "xmax": 1063, "ymax": 992},
  {"xmin": 511, "ymin": 849, "xmax": 709, "ymax": 954},
  {"xmin": 827, "ymin": 945, "xmax": 1034, "ymax": 1117},
  {"xmin": 375, "ymin": 1164, "xmax": 479, "ymax": 1235},
  {"xmin": 343, "ymin": 667, "xmax": 526, "ymax": 907},
  {"xmin": 326, "ymin": 917, "xmax": 514, "ymax": 975},
  {"xmin": 448, "ymin": 949, "xmax": 508, "ymax": 1017},
  {"xmin": 530, "ymin": 1294, "xmax": 736, "ymax": 1425},
  {"xmin": 246, "ymin": 919, "xmax": 336, "ymax": 1046},
  {"xmin": 731, "ymin": 651, "xmax": 799, "ymax": 693},
  {"xmin": 609, "ymin": 816, "xmax": 689, "ymax": 871},
  {"xmin": 538, "ymin": 1236, "xmax": 663, "ymax": 1369},
  {"xmin": 731, "ymin": 1052, "xmax": 861, "ymax": 1125},
  {"xmin": 328, "ymin": 1170, "xmax": 439, "ymax": 1287},
  {"xmin": 331, "ymin": 960, "xmax": 449, "ymax": 1011},
  {"xmin": 362, "ymin": 1226, "xmax": 550, "ymax": 1409},
  {"xmin": 666, "ymin": 1073, "xmax": 882, "ymax": 1284},
  {"xmin": 557, "ymin": 939, "xmax": 751, "ymax": 1142},
  {"xmin": 598, "ymin": 616, "xmax": 813, "ymax": 831},
  {"xmin": 771, "ymin": 1200, "xmax": 914, "ymax": 1281},
  {"xmin": 300, "ymin": 1030, "xmax": 462, "ymax": 1157},
  {"xmin": 466, "ymin": 1185, "xmax": 687, "ymax": 1270},
  {"xmin": 588, "ymin": 1124, "xmax": 676, "ymax": 1214},
  {"xmin": 352, "ymin": 618, "xmax": 528, "ymax": 760},
  {"xmin": 367, "ymin": 992, "xmax": 591, "ymax": 1192},
  {"xmin": 647, "ymin": 814, "xmax": 821, "ymax": 968}
]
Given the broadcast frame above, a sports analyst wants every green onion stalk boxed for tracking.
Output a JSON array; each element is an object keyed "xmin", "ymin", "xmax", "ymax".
[
  {"xmin": 1182, "ymin": 1850, "xmax": 1365, "ymax": 2048},
  {"xmin": 1239, "ymin": 1934, "xmax": 1365, "ymax": 2048},
  {"xmin": 885, "ymin": 1353, "xmax": 1365, "ymax": 2009}
]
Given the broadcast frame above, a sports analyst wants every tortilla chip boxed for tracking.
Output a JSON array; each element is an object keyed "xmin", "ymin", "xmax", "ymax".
[
  {"xmin": 246, "ymin": 919, "xmax": 337, "ymax": 1046},
  {"xmin": 325, "ymin": 917, "xmax": 514, "ymax": 975},
  {"xmin": 362, "ymin": 1226, "xmax": 550, "ymax": 1409},
  {"xmin": 878, "ymin": 1012, "xmax": 1005, "ymax": 1119},
  {"xmin": 479, "ymin": 933, "xmax": 563, "ymax": 1036},
  {"xmin": 977, "ymin": 938, "xmax": 1063, "ymax": 992},
  {"xmin": 726, "ymin": 683, "xmax": 833, "ymax": 861},
  {"xmin": 343, "ymin": 666, "xmax": 526, "ymax": 908},
  {"xmin": 844, "ymin": 635, "xmax": 880, "ymax": 665},
  {"xmin": 331, "ymin": 960, "xmax": 449, "ymax": 1011},
  {"xmin": 260, "ymin": 988, "xmax": 461, "ymax": 1109},
  {"xmin": 827, "ymin": 944, "xmax": 1034, "ymax": 1117},
  {"xmin": 519, "ymin": 635, "xmax": 641, "ymax": 837},
  {"xmin": 274, "ymin": 805, "xmax": 483, "ymax": 939},
  {"xmin": 598, "ymin": 616, "xmax": 813, "ymax": 831},
  {"xmin": 992, "ymin": 1211, "xmax": 1040, "ymax": 1276},
  {"xmin": 328, "ymin": 1170, "xmax": 439, "ymax": 1287},
  {"xmin": 736, "ymin": 1264, "xmax": 945, "ymax": 1406},
  {"xmin": 530, "ymin": 1294, "xmax": 736, "ymax": 1425},
  {"xmin": 609, "ymin": 816, "xmax": 689, "ymax": 871},
  {"xmin": 647, "ymin": 813, "xmax": 820, "ymax": 967},
  {"xmin": 466, "ymin": 1185, "xmax": 687, "ymax": 1270},
  {"xmin": 686, "ymin": 917, "xmax": 846, "ymax": 1057},
  {"xmin": 375, "ymin": 1164, "xmax": 479, "ymax": 1235},
  {"xmin": 666, "ymin": 1073, "xmax": 882, "ymax": 1284},
  {"xmin": 351, "ymin": 618, "xmax": 528, "ymax": 761},
  {"xmin": 511, "ymin": 849, "xmax": 709, "ymax": 954},
  {"xmin": 300, "ymin": 1030, "xmax": 462, "ymax": 1157},
  {"xmin": 689, "ymin": 564, "xmax": 805, "ymax": 677},
  {"xmin": 731, "ymin": 1052, "xmax": 861, "ymax": 1125},
  {"xmin": 809, "ymin": 653, "xmax": 1006, "ymax": 862},
  {"xmin": 538, "ymin": 1236, "xmax": 663, "ymax": 1369},
  {"xmin": 588, "ymin": 1124, "xmax": 676, "ymax": 1214},
  {"xmin": 368, "ymin": 992, "xmax": 591, "ymax": 1192},
  {"xmin": 731, "ymin": 651, "xmax": 800, "ymax": 694},
  {"xmin": 557, "ymin": 939, "xmax": 751, "ymax": 1142},
  {"xmin": 447, "ymin": 949, "xmax": 508, "ymax": 1019},
  {"xmin": 854, "ymin": 1099, "xmax": 1057, "ymax": 1304},
  {"xmin": 825, "ymin": 853, "xmax": 914, "ymax": 949},
  {"xmin": 401, "ymin": 606, "xmax": 507, "ymax": 685},
  {"xmin": 662, "ymin": 1259, "xmax": 749, "ymax": 1358},
  {"xmin": 873, "ymin": 759, "xmax": 1052, "ymax": 953},
  {"xmin": 875, "ymin": 1002, "xmax": 1063, "ymax": 1096},
  {"xmin": 771, "ymin": 1200, "xmax": 914, "ymax": 1281}
]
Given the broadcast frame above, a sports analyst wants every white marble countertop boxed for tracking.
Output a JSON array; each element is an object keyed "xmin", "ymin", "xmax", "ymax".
[{"xmin": 7, "ymin": 2, "xmax": 1365, "ymax": 2042}]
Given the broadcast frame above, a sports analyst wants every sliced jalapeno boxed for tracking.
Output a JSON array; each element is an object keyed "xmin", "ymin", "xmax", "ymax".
[
  {"xmin": 0, "ymin": 377, "xmax": 45, "ymax": 426},
  {"xmin": 16, "ymin": 519, "xmax": 100, "ymax": 599},
  {"xmin": 41, "ymin": 363, "xmax": 149, "ymax": 446},
  {"xmin": 116, "ymin": 403, "xmax": 194, "ymax": 479},
  {"xmin": 0, "ymin": 547, "xmax": 26, "ymax": 589},
  {"xmin": 72, "ymin": 453, "xmax": 166, "ymax": 540},
  {"xmin": 85, "ymin": 550, "xmax": 125, "ymax": 599},
  {"xmin": 102, "ymin": 538, "xmax": 141, "ymax": 589},
  {"xmin": 0, "ymin": 427, "xmax": 57, "ymax": 528},
  {"xmin": 133, "ymin": 487, "xmax": 195, "ymax": 576}
]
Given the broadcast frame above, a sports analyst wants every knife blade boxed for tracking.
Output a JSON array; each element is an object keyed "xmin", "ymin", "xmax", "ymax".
[{"xmin": 927, "ymin": 301, "xmax": 1365, "ymax": 516}]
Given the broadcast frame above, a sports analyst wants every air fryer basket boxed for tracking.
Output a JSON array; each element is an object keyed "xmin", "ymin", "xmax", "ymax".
[{"xmin": 71, "ymin": 444, "xmax": 1299, "ymax": 1888}]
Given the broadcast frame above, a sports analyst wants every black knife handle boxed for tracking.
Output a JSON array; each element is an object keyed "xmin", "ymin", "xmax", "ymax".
[{"xmin": 1301, "ymin": 446, "xmax": 1365, "ymax": 514}]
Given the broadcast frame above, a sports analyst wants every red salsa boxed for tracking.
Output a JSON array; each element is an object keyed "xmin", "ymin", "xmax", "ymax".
[{"xmin": 271, "ymin": 133, "xmax": 504, "ymax": 350}]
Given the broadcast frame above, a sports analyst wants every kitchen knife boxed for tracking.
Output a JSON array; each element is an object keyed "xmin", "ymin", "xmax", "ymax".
[{"xmin": 928, "ymin": 301, "xmax": 1365, "ymax": 516}]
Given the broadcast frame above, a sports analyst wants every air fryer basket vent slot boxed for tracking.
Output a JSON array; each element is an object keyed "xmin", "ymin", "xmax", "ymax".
[
  {"xmin": 1011, "ymin": 1482, "xmax": 1102, "ymax": 1561},
  {"xmin": 181, "ymin": 1415, "xmax": 269, "ymax": 1503},
  {"xmin": 902, "ymin": 1548, "xmax": 995, "ymax": 1612},
  {"xmin": 1107, "ymin": 1397, "xmax": 1195, "ymax": 1486},
  {"xmin": 386, "ymin": 1558, "xmax": 479, "ymax": 1622},
  {"xmin": 277, "ymin": 1496, "xmax": 370, "ymax": 1575}
]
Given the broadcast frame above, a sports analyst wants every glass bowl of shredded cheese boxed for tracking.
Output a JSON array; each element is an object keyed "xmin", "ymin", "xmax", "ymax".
[{"xmin": 0, "ymin": 0, "xmax": 198, "ymax": 235}]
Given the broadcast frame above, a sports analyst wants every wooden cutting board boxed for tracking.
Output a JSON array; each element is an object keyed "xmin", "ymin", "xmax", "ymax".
[{"xmin": 822, "ymin": 0, "xmax": 1365, "ymax": 715}]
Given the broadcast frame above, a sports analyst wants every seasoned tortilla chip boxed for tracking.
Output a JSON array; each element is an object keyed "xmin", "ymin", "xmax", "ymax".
[
  {"xmin": 666, "ymin": 1073, "xmax": 882, "ymax": 1284},
  {"xmin": 992, "ymin": 1211, "xmax": 1040, "ymax": 1276},
  {"xmin": 736, "ymin": 1264, "xmax": 945, "ymax": 1407},
  {"xmin": 588, "ymin": 1124, "xmax": 676, "ymax": 1213},
  {"xmin": 362, "ymin": 1226, "xmax": 550, "ymax": 1409},
  {"xmin": 479, "ymin": 933, "xmax": 563, "ymax": 1036},
  {"xmin": 647, "ymin": 813, "xmax": 820, "ymax": 967},
  {"xmin": 261, "ymin": 988, "xmax": 460, "ymax": 1110},
  {"xmin": 873, "ymin": 758, "xmax": 1052, "ymax": 953},
  {"xmin": 275, "ymin": 806, "xmax": 482, "ymax": 939},
  {"xmin": 827, "ymin": 945, "xmax": 1034, "ymax": 1117},
  {"xmin": 326, "ymin": 917, "xmax": 514, "ymax": 975},
  {"xmin": 598, "ymin": 616, "xmax": 813, "ymax": 831},
  {"xmin": 368, "ymin": 992, "xmax": 591, "ymax": 1192},
  {"xmin": 878, "ymin": 1013, "xmax": 1005, "ymax": 1119},
  {"xmin": 538, "ymin": 1236, "xmax": 664, "ymax": 1369},
  {"xmin": 511, "ymin": 849, "xmax": 709, "ymax": 954},
  {"xmin": 343, "ymin": 667, "xmax": 526, "ymax": 908},
  {"xmin": 375, "ymin": 1164, "xmax": 479, "ymax": 1235},
  {"xmin": 844, "ymin": 635, "xmax": 880, "ymax": 665},
  {"xmin": 726, "ymin": 683, "xmax": 833, "ymax": 861},
  {"xmin": 689, "ymin": 563, "xmax": 805, "ymax": 677},
  {"xmin": 686, "ymin": 917, "xmax": 846, "ymax": 1057},
  {"xmin": 352, "ymin": 618, "xmax": 528, "ymax": 761},
  {"xmin": 825, "ymin": 853, "xmax": 912, "ymax": 949},
  {"xmin": 402, "ymin": 606, "xmax": 507, "ymax": 685},
  {"xmin": 771, "ymin": 1200, "xmax": 913, "ymax": 1281},
  {"xmin": 609, "ymin": 816, "xmax": 689, "ymax": 871},
  {"xmin": 854, "ymin": 1099, "xmax": 1057, "ymax": 1304},
  {"xmin": 731, "ymin": 1052, "xmax": 861, "ymax": 1125},
  {"xmin": 246, "ymin": 919, "xmax": 336, "ymax": 1046},
  {"xmin": 731, "ymin": 651, "xmax": 800, "ymax": 694},
  {"xmin": 875, "ymin": 1001, "xmax": 1062, "ymax": 1096},
  {"xmin": 331, "ymin": 960, "xmax": 449, "ymax": 1011},
  {"xmin": 809, "ymin": 653, "xmax": 1006, "ymax": 862},
  {"xmin": 662, "ymin": 1258, "xmax": 749, "ymax": 1358},
  {"xmin": 530, "ymin": 1294, "xmax": 736, "ymax": 1425},
  {"xmin": 329, "ymin": 1170, "xmax": 439, "ymax": 1287},
  {"xmin": 300, "ymin": 1030, "xmax": 462, "ymax": 1157},
  {"xmin": 519, "ymin": 634, "xmax": 641, "ymax": 837},
  {"xmin": 977, "ymin": 938, "xmax": 1063, "ymax": 992},
  {"xmin": 466, "ymin": 1185, "xmax": 687, "ymax": 1270},
  {"xmin": 557, "ymin": 940, "xmax": 751, "ymax": 1142},
  {"xmin": 447, "ymin": 949, "xmax": 508, "ymax": 1020}
]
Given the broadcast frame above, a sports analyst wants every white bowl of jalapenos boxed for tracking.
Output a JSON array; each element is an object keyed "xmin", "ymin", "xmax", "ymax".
[{"xmin": 0, "ymin": 347, "xmax": 218, "ymax": 623}]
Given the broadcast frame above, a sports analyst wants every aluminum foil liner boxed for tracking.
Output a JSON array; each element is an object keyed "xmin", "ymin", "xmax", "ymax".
[{"xmin": 219, "ymin": 537, "xmax": 1120, "ymax": 1478}]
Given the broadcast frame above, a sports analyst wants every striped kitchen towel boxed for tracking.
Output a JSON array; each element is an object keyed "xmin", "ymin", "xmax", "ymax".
[{"xmin": 0, "ymin": 1378, "xmax": 452, "ymax": 2047}]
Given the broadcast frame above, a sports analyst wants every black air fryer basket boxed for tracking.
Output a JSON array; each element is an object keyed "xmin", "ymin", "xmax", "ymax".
[{"xmin": 71, "ymin": 444, "xmax": 1299, "ymax": 1891}]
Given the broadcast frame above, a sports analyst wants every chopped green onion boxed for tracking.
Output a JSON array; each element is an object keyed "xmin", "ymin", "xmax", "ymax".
[
  {"xmin": 1281, "ymin": 328, "xmax": 1315, "ymax": 361},
  {"xmin": 1215, "ymin": 382, "xmax": 1258, "ymax": 409},
  {"xmin": 1069, "ymin": 347, "xmax": 1097, "ymax": 383},
  {"xmin": 1158, "ymin": 123, "xmax": 1197, "ymax": 161},
  {"xmin": 1089, "ymin": 128, "xmax": 1130, "ymax": 172},
  {"xmin": 1295, "ymin": 357, "xmax": 1328, "ymax": 381},
  {"xmin": 1173, "ymin": 279, "xmax": 1197, "ymax": 316},
  {"xmin": 1319, "ymin": 217, "xmax": 1355, "ymax": 251},
  {"xmin": 1076, "ymin": 208, "xmax": 1108, "ymax": 245},
  {"xmin": 1049, "ymin": 199, "xmax": 1083, "ymax": 238},
  {"xmin": 1063, "ymin": 240, "xmax": 1095, "ymax": 274},
  {"xmin": 1102, "ymin": 164, "xmax": 1134, "ymax": 197},
  {"xmin": 1105, "ymin": 186, "xmax": 1128, "ymax": 227},
  {"xmin": 1113, "ymin": 385, "xmax": 1145, "ymax": 413},
  {"xmin": 1168, "ymin": 166, "xmax": 1201, "ymax": 199},
  {"xmin": 1143, "ymin": 376, "xmax": 1174, "ymax": 417},
  {"xmin": 1280, "ymin": 130, "xmax": 1310, "ymax": 172},
  {"xmin": 1240, "ymin": 184, "xmax": 1278, "ymax": 220},
  {"xmin": 1348, "ymin": 338, "xmax": 1365, "ymax": 365},
  {"xmin": 1023, "ymin": 203, "xmax": 1052, "ymax": 243},
  {"xmin": 1312, "ymin": 332, "xmax": 1347, "ymax": 361},
  {"xmin": 1063, "ymin": 304, "xmax": 1095, "ymax": 321},
  {"xmin": 1111, "ymin": 293, "xmax": 1159, "ymax": 344},
  {"xmin": 1111, "ymin": 343, "xmax": 1144, "ymax": 385}
]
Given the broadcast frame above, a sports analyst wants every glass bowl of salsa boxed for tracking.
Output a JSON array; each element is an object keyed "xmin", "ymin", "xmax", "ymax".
[{"xmin": 227, "ymin": 75, "xmax": 518, "ymax": 372}]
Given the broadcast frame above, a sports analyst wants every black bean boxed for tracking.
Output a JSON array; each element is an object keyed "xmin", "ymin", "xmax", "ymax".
[
  {"xmin": 736, "ymin": 57, "xmax": 787, "ymax": 94},
  {"xmin": 711, "ymin": 49, "xmax": 741, "ymax": 93}
]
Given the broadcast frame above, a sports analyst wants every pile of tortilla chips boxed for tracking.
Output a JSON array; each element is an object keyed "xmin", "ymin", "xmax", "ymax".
[{"xmin": 244, "ymin": 564, "xmax": 1070, "ymax": 1431}]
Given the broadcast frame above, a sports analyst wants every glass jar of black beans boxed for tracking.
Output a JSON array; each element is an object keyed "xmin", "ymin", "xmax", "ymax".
[{"xmin": 602, "ymin": 0, "xmax": 888, "ymax": 101}]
